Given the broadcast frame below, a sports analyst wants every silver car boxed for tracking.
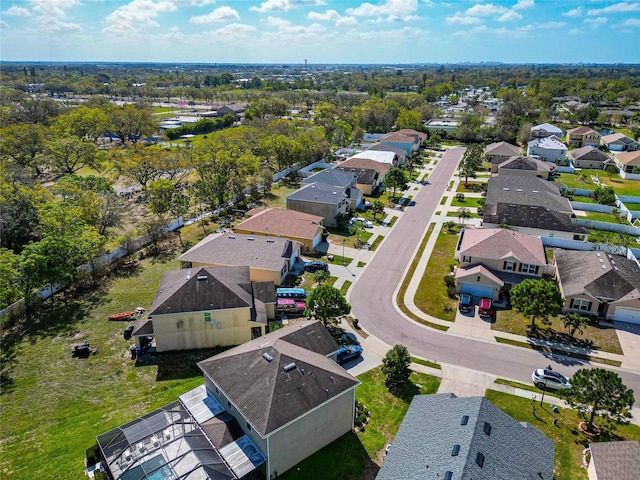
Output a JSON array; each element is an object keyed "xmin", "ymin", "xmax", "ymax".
[{"xmin": 531, "ymin": 368, "xmax": 572, "ymax": 390}]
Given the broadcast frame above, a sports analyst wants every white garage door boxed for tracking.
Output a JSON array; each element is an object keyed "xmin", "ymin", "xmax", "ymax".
[
  {"xmin": 613, "ymin": 307, "xmax": 640, "ymax": 325},
  {"xmin": 312, "ymin": 232, "xmax": 322, "ymax": 248},
  {"xmin": 460, "ymin": 282, "xmax": 495, "ymax": 299}
]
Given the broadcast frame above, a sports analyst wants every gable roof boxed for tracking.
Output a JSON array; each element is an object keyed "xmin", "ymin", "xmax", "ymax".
[
  {"xmin": 376, "ymin": 393, "xmax": 554, "ymax": 480},
  {"xmin": 589, "ymin": 441, "xmax": 640, "ymax": 480},
  {"xmin": 555, "ymin": 250, "xmax": 640, "ymax": 301},
  {"xmin": 392, "ymin": 128, "xmax": 427, "ymax": 141},
  {"xmin": 498, "ymin": 155, "xmax": 554, "ymax": 172},
  {"xmin": 198, "ymin": 321, "xmax": 359, "ymax": 438},
  {"xmin": 567, "ymin": 126, "xmax": 598, "ymax": 136},
  {"xmin": 459, "ymin": 228, "xmax": 546, "ymax": 265},
  {"xmin": 366, "ymin": 143, "xmax": 407, "ymax": 160},
  {"xmin": 454, "ymin": 264, "xmax": 504, "ymax": 286},
  {"xmin": 381, "ymin": 130, "xmax": 424, "ymax": 145},
  {"xmin": 148, "ymin": 266, "xmax": 275, "ymax": 324},
  {"xmin": 338, "ymin": 157, "xmax": 393, "ymax": 175},
  {"xmin": 532, "ymin": 123, "xmax": 563, "ymax": 134},
  {"xmin": 349, "ymin": 150, "xmax": 397, "ymax": 164},
  {"xmin": 602, "ymin": 132, "xmax": 636, "ymax": 145},
  {"xmin": 486, "ymin": 174, "xmax": 572, "ymax": 214},
  {"xmin": 334, "ymin": 166, "xmax": 378, "ymax": 185},
  {"xmin": 483, "ymin": 203, "xmax": 589, "ymax": 233},
  {"xmin": 484, "ymin": 141, "xmax": 521, "ymax": 157},
  {"xmin": 301, "ymin": 169, "xmax": 356, "ymax": 188},
  {"xmin": 178, "ymin": 232, "xmax": 297, "ymax": 272},
  {"xmin": 616, "ymin": 150, "xmax": 640, "ymax": 166},
  {"xmin": 287, "ymin": 182, "xmax": 348, "ymax": 205},
  {"xmin": 568, "ymin": 145, "xmax": 612, "ymax": 162},
  {"xmin": 234, "ymin": 208, "xmax": 323, "ymax": 241},
  {"xmin": 527, "ymin": 135, "xmax": 566, "ymax": 150}
]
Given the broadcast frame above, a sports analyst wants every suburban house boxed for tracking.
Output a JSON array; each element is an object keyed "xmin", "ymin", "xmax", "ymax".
[
  {"xmin": 454, "ymin": 228, "xmax": 549, "ymax": 300},
  {"xmin": 555, "ymin": 250, "xmax": 640, "ymax": 324},
  {"xmin": 485, "ymin": 174, "xmax": 573, "ymax": 215},
  {"xmin": 496, "ymin": 155, "xmax": 555, "ymax": 180},
  {"xmin": 286, "ymin": 182, "xmax": 350, "ymax": 228},
  {"xmin": 527, "ymin": 135, "xmax": 567, "ymax": 163},
  {"xmin": 178, "ymin": 233, "xmax": 301, "ymax": 286},
  {"xmin": 361, "ymin": 132, "xmax": 386, "ymax": 144},
  {"xmin": 96, "ymin": 321, "xmax": 360, "ymax": 480},
  {"xmin": 365, "ymin": 143, "xmax": 407, "ymax": 165},
  {"xmin": 568, "ymin": 145, "xmax": 614, "ymax": 170},
  {"xmin": 334, "ymin": 166, "xmax": 379, "ymax": 195},
  {"xmin": 198, "ymin": 321, "xmax": 360, "ymax": 479},
  {"xmin": 587, "ymin": 440, "xmax": 640, "ymax": 480},
  {"xmin": 379, "ymin": 129, "xmax": 426, "ymax": 154},
  {"xmin": 337, "ymin": 157, "xmax": 392, "ymax": 190},
  {"xmin": 601, "ymin": 132, "xmax": 639, "ymax": 152},
  {"xmin": 424, "ymin": 118, "xmax": 459, "ymax": 134},
  {"xmin": 301, "ymin": 169, "xmax": 363, "ymax": 211},
  {"xmin": 566, "ymin": 126, "xmax": 601, "ymax": 148},
  {"xmin": 233, "ymin": 207, "xmax": 324, "ymax": 253},
  {"xmin": 531, "ymin": 123, "xmax": 564, "ymax": 139},
  {"xmin": 349, "ymin": 149, "xmax": 399, "ymax": 167},
  {"xmin": 144, "ymin": 266, "xmax": 275, "ymax": 352},
  {"xmin": 484, "ymin": 141, "xmax": 521, "ymax": 172},
  {"xmin": 614, "ymin": 151, "xmax": 640, "ymax": 178},
  {"xmin": 217, "ymin": 103, "xmax": 247, "ymax": 119},
  {"xmin": 376, "ymin": 393, "xmax": 554, "ymax": 480}
]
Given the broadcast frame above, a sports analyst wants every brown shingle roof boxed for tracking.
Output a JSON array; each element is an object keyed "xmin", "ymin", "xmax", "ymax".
[
  {"xmin": 616, "ymin": 150, "xmax": 640, "ymax": 166},
  {"xmin": 589, "ymin": 441, "xmax": 640, "ymax": 480},
  {"xmin": 339, "ymin": 157, "xmax": 392, "ymax": 175},
  {"xmin": 198, "ymin": 321, "xmax": 359, "ymax": 437},
  {"xmin": 484, "ymin": 141, "xmax": 521, "ymax": 157},
  {"xmin": 234, "ymin": 207, "xmax": 323, "ymax": 241},
  {"xmin": 567, "ymin": 126, "xmax": 598, "ymax": 136},
  {"xmin": 459, "ymin": 228, "xmax": 546, "ymax": 265}
]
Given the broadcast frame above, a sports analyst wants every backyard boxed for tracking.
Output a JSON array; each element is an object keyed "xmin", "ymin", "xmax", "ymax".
[{"xmin": 556, "ymin": 170, "xmax": 640, "ymax": 196}]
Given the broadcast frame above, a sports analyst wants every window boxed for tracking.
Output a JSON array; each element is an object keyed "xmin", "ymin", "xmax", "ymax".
[
  {"xmin": 476, "ymin": 452, "xmax": 485, "ymax": 468},
  {"xmin": 462, "ymin": 255, "xmax": 471, "ymax": 263},
  {"xmin": 520, "ymin": 263, "xmax": 537, "ymax": 274},
  {"xmin": 246, "ymin": 422, "xmax": 252, "ymax": 431},
  {"xmin": 571, "ymin": 298, "xmax": 592, "ymax": 311},
  {"xmin": 203, "ymin": 312, "xmax": 212, "ymax": 323},
  {"xmin": 483, "ymin": 422, "xmax": 492, "ymax": 436},
  {"xmin": 504, "ymin": 261, "xmax": 515, "ymax": 271},
  {"xmin": 461, "ymin": 415, "xmax": 469, "ymax": 425},
  {"xmin": 452, "ymin": 444, "xmax": 460, "ymax": 456}
]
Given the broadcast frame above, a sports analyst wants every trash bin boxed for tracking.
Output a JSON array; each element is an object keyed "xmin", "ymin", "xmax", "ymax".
[
  {"xmin": 130, "ymin": 345, "xmax": 137, "ymax": 360},
  {"xmin": 353, "ymin": 318, "xmax": 359, "ymax": 329}
]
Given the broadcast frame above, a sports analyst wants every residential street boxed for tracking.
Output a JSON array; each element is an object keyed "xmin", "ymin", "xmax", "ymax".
[{"xmin": 348, "ymin": 147, "xmax": 640, "ymax": 408}]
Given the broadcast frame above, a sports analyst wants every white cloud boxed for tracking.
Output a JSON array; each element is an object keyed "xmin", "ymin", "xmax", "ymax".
[
  {"xmin": 251, "ymin": 0, "xmax": 325, "ymax": 13},
  {"xmin": 346, "ymin": 0, "xmax": 418, "ymax": 21},
  {"xmin": 190, "ymin": 6, "xmax": 239, "ymax": 24},
  {"xmin": 336, "ymin": 16, "xmax": 358, "ymax": 27},
  {"xmin": 445, "ymin": 12, "xmax": 482, "ymax": 25},
  {"xmin": 3, "ymin": 6, "xmax": 31, "ymax": 16},
  {"xmin": 208, "ymin": 22, "xmax": 256, "ymax": 41},
  {"xmin": 587, "ymin": 2, "xmax": 640, "ymax": 16},
  {"xmin": 562, "ymin": 7, "xmax": 582, "ymax": 18},
  {"xmin": 568, "ymin": 28, "xmax": 579, "ymax": 34},
  {"xmin": 421, "ymin": 0, "xmax": 434, "ymax": 5},
  {"xmin": 265, "ymin": 16, "xmax": 290, "ymax": 27},
  {"xmin": 308, "ymin": 9, "xmax": 340, "ymax": 21},
  {"xmin": 29, "ymin": 0, "xmax": 82, "ymax": 32},
  {"xmin": 453, "ymin": 20, "xmax": 564, "ymax": 39},
  {"xmin": 103, "ymin": 0, "xmax": 177, "ymax": 35},
  {"xmin": 536, "ymin": 21, "xmax": 565, "ymax": 29},
  {"xmin": 0, "ymin": 20, "xmax": 10, "ymax": 29},
  {"xmin": 498, "ymin": 10, "xmax": 522, "ymax": 21},
  {"xmin": 29, "ymin": 0, "xmax": 80, "ymax": 17},
  {"xmin": 262, "ymin": 18, "xmax": 326, "ymax": 42},
  {"xmin": 621, "ymin": 18, "xmax": 640, "ymax": 27},
  {"xmin": 465, "ymin": 3, "xmax": 509, "ymax": 17},
  {"xmin": 584, "ymin": 17, "xmax": 608, "ymax": 26},
  {"xmin": 513, "ymin": 0, "xmax": 534, "ymax": 9}
]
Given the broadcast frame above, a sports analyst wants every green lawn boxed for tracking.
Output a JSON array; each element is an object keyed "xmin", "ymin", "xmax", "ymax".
[
  {"xmin": 572, "ymin": 195, "xmax": 595, "ymax": 204},
  {"xmin": 578, "ymin": 211, "xmax": 623, "ymax": 223},
  {"xmin": 414, "ymin": 228, "xmax": 460, "ymax": 322},
  {"xmin": 264, "ymin": 183, "xmax": 302, "ymax": 208},
  {"xmin": 450, "ymin": 196, "xmax": 484, "ymax": 208},
  {"xmin": 456, "ymin": 181, "xmax": 486, "ymax": 193},
  {"xmin": 557, "ymin": 170, "xmax": 640, "ymax": 196},
  {"xmin": 485, "ymin": 390, "xmax": 640, "ymax": 480},
  {"xmin": 327, "ymin": 231, "xmax": 373, "ymax": 249},
  {"xmin": 446, "ymin": 211, "xmax": 481, "ymax": 219},
  {"xmin": 492, "ymin": 309, "xmax": 623, "ymax": 355}
]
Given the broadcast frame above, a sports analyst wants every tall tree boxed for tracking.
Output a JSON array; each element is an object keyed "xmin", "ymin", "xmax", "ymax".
[
  {"xmin": 562, "ymin": 312, "xmax": 589, "ymax": 337},
  {"xmin": 108, "ymin": 104, "xmax": 155, "ymax": 144},
  {"xmin": 564, "ymin": 368, "xmax": 634, "ymax": 433},
  {"xmin": 509, "ymin": 279, "xmax": 564, "ymax": 327},
  {"xmin": 383, "ymin": 167, "xmax": 408, "ymax": 199},
  {"xmin": 45, "ymin": 136, "xmax": 101, "ymax": 175},
  {"xmin": 381, "ymin": 344, "xmax": 411, "ymax": 392},
  {"xmin": 0, "ymin": 124, "xmax": 50, "ymax": 177},
  {"xmin": 304, "ymin": 284, "xmax": 351, "ymax": 326}
]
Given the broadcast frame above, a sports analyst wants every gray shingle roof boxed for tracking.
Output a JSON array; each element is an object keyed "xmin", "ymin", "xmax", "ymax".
[
  {"xmin": 148, "ymin": 266, "xmax": 275, "ymax": 324},
  {"xmin": 178, "ymin": 232, "xmax": 297, "ymax": 272},
  {"xmin": 497, "ymin": 155, "xmax": 554, "ymax": 172},
  {"xmin": 198, "ymin": 321, "xmax": 359, "ymax": 437},
  {"xmin": 568, "ymin": 146, "xmax": 611, "ymax": 162},
  {"xmin": 555, "ymin": 250, "xmax": 640, "ymax": 300},
  {"xmin": 376, "ymin": 393, "xmax": 554, "ymax": 480},
  {"xmin": 334, "ymin": 166, "xmax": 378, "ymax": 185},
  {"xmin": 367, "ymin": 143, "xmax": 407, "ymax": 159},
  {"xmin": 589, "ymin": 440, "xmax": 640, "ymax": 480},
  {"xmin": 483, "ymin": 203, "xmax": 589, "ymax": 233},
  {"xmin": 286, "ymin": 182, "xmax": 348, "ymax": 205},
  {"xmin": 486, "ymin": 174, "xmax": 572, "ymax": 214},
  {"xmin": 301, "ymin": 169, "xmax": 356, "ymax": 188}
]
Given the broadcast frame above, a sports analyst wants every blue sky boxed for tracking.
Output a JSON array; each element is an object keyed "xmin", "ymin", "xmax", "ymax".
[{"xmin": 1, "ymin": 0, "xmax": 639, "ymax": 63}]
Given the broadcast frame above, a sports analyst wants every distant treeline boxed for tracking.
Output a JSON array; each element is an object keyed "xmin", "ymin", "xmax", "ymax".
[{"xmin": 164, "ymin": 113, "xmax": 236, "ymax": 140}]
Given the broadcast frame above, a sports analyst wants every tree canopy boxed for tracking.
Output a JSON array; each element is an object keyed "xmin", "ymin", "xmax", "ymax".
[
  {"xmin": 509, "ymin": 279, "xmax": 564, "ymax": 327},
  {"xmin": 304, "ymin": 284, "xmax": 350, "ymax": 326},
  {"xmin": 381, "ymin": 344, "xmax": 411, "ymax": 392}
]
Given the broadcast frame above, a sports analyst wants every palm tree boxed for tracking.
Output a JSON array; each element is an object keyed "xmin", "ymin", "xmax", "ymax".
[{"xmin": 562, "ymin": 312, "xmax": 589, "ymax": 337}]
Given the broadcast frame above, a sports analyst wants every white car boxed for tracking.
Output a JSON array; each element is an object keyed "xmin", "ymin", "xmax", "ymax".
[
  {"xmin": 351, "ymin": 217, "xmax": 373, "ymax": 228},
  {"xmin": 531, "ymin": 368, "xmax": 572, "ymax": 390}
]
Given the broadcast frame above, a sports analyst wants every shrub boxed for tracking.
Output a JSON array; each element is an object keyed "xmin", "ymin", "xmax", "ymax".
[
  {"xmin": 455, "ymin": 192, "xmax": 465, "ymax": 201},
  {"xmin": 443, "ymin": 275, "xmax": 455, "ymax": 287},
  {"xmin": 446, "ymin": 285, "xmax": 458, "ymax": 299}
]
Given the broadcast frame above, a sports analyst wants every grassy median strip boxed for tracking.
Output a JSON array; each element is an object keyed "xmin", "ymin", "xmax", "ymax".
[
  {"xmin": 396, "ymin": 224, "xmax": 449, "ymax": 331},
  {"xmin": 340, "ymin": 280, "xmax": 352, "ymax": 296},
  {"xmin": 495, "ymin": 337, "xmax": 622, "ymax": 367},
  {"xmin": 410, "ymin": 356, "xmax": 442, "ymax": 370},
  {"xmin": 369, "ymin": 235, "xmax": 384, "ymax": 251},
  {"xmin": 493, "ymin": 378, "xmax": 539, "ymax": 394}
]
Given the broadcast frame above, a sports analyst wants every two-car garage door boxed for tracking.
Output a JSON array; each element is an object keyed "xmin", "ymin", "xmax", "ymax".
[
  {"xmin": 459, "ymin": 283, "xmax": 495, "ymax": 299},
  {"xmin": 613, "ymin": 307, "xmax": 640, "ymax": 325}
]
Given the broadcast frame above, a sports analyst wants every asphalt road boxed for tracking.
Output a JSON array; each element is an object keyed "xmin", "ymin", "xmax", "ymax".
[{"xmin": 349, "ymin": 147, "xmax": 640, "ymax": 404}]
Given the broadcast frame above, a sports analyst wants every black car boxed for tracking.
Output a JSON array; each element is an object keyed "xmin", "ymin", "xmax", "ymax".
[
  {"xmin": 304, "ymin": 260, "xmax": 329, "ymax": 272},
  {"xmin": 124, "ymin": 325, "xmax": 134, "ymax": 340},
  {"xmin": 458, "ymin": 294, "xmax": 473, "ymax": 313}
]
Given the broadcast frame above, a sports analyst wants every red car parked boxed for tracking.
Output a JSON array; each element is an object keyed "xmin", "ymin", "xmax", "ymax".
[{"xmin": 478, "ymin": 298, "xmax": 493, "ymax": 317}]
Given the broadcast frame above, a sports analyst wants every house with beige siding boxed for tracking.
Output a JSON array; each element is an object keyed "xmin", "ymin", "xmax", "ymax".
[
  {"xmin": 614, "ymin": 151, "xmax": 640, "ymax": 178},
  {"xmin": 566, "ymin": 126, "xmax": 601, "ymax": 148},
  {"xmin": 178, "ymin": 233, "xmax": 300, "ymax": 285},
  {"xmin": 234, "ymin": 207, "xmax": 324, "ymax": 253},
  {"xmin": 555, "ymin": 250, "xmax": 640, "ymax": 324},
  {"xmin": 568, "ymin": 146, "xmax": 613, "ymax": 170},
  {"xmin": 454, "ymin": 228, "xmax": 549, "ymax": 300},
  {"xmin": 145, "ymin": 266, "xmax": 276, "ymax": 352}
]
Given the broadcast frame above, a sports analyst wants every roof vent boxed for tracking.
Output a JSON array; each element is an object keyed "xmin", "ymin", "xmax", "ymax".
[
  {"xmin": 596, "ymin": 253, "xmax": 601, "ymax": 257},
  {"xmin": 444, "ymin": 472, "xmax": 453, "ymax": 480},
  {"xmin": 452, "ymin": 444, "xmax": 460, "ymax": 456},
  {"xmin": 516, "ymin": 189, "xmax": 523, "ymax": 192},
  {"xmin": 461, "ymin": 415, "xmax": 469, "ymax": 425},
  {"xmin": 267, "ymin": 239, "xmax": 275, "ymax": 243},
  {"xmin": 325, "ymin": 389, "xmax": 330, "ymax": 395},
  {"xmin": 263, "ymin": 353, "xmax": 273, "ymax": 362},
  {"xmin": 532, "ymin": 190, "xmax": 539, "ymax": 193},
  {"xmin": 283, "ymin": 362, "xmax": 297, "ymax": 373},
  {"xmin": 228, "ymin": 235, "xmax": 236, "ymax": 239},
  {"xmin": 247, "ymin": 237, "xmax": 255, "ymax": 241},
  {"xmin": 503, "ymin": 187, "xmax": 510, "ymax": 191},
  {"xmin": 197, "ymin": 275, "xmax": 208, "ymax": 281}
]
